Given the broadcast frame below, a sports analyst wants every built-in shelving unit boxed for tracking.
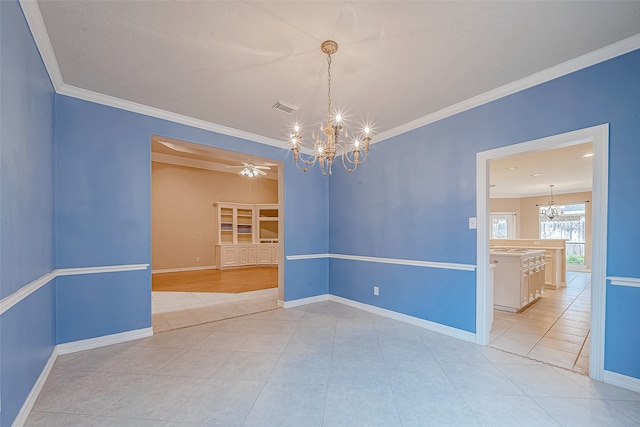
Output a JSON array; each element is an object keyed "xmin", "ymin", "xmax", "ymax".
[
  {"xmin": 214, "ymin": 202, "xmax": 279, "ymax": 269},
  {"xmin": 257, "ymin": 204, "xmax": 279, "ymax": 244},
  {"xmin": 236, "ymin": 207, "xmax": 254, "ymax": 244},
  {"xmin": 219, "ymin": 206, "xmax": 234, "ymax": 244}
]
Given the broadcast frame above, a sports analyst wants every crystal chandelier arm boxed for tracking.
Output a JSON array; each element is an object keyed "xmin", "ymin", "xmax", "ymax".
[
  {"xmin": 340, "ymin": 145, "xmax": 364, "ymax": 173},
  {"xmin": 339, "ymin": 126, "xmax": 372, "ymax": 172},
  {"xmin": 290, "ymin": 125, "xmax": 327, "ymax": 173}
]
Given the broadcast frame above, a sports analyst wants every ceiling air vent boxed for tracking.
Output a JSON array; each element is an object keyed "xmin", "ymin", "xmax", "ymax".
[{"xmin": 272, "ymin": 100, "xmax": 300, "ymax": 114}]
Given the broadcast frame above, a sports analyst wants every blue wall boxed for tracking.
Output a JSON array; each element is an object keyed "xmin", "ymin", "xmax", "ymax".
[
  {"xmin": 0, "ymin": 1, "xmax": 57, "ymax": 425},
  {"xmin": 54, "ymin": 95, "xmax": 330, "ymax": 342},
  {"xmin": 282, "ymin": 160, "xmax": 330, "ymax": 300},
  {"xmin": 329, "ymin": 49, "xmax": 640, "ymax": 378},
  {"xmin": 3, "ymin": 1, "xmax": 639, "ymax": 423}
]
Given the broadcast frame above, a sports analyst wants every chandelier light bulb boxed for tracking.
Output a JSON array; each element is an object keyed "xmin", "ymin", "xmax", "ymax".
[
  {"xmin": 294, "ymin": 124, "xmax": 300, "ymax": 132},
  {"xmin": 354, "ymin": 140, "xmax": 360, "ymax": 148},
  {"xmin": 364, "ymin": 127, "xmax": 370, "ymax": 135},
  {"xmin": 335, "ymin": 113, "xmax": 342, "ymax": 123}
]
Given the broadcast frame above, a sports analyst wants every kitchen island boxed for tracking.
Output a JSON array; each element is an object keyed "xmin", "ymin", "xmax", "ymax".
[
  {"xmin": 490, "ymin": 249, "xmax": 546, "ymax": 312},
  {"xmin": 490, "ymin": 239, "xmax": 566, "ymax": 289}
]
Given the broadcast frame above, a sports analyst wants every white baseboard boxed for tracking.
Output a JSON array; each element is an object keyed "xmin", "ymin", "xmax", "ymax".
[
  {"xmin": 12, "ymin": 348, "xmax": 58, "ymax": 427},
  {"xmin": 328, "ymin": 295, "xmax": 477, "ymax": 343},
  {"xmin": 604, "ymin": 370, "xmax": 640, "ymax": 394},
  {"xmin": 280, "ymin": 292, "xmax": 475, "ymax": 343},
  {"xmin": 13, "ymin": 326, "xmax": 154, "ymax": 426},
  {"xmin": 57, "ymin": 327, "xmax": 153, "ymax": 355},
  {"xmin": 152, "ymin": 265, "xmax": 216, "ymax": 274},
  {"xmin": 281, "ymin": 294, "xmax": 329, "ymax": 308}
]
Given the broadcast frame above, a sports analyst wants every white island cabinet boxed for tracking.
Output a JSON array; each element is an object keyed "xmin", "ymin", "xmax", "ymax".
[{"xmin": 491, "ymin": 249, "xmax": 546, "ymax": 312}]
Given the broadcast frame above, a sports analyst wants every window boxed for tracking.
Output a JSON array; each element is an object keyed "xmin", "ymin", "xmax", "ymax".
[
  {"xmin": 540, "ymin": 203, "xmax": 586, "ymax": 265},
  {"xmin": 491, "ymin": 213, "xmax": 516, "ymax": 239}
]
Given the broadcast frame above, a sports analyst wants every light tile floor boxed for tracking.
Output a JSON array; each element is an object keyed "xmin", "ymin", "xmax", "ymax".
[
  {"xmin": 152, "ymin": 288, "xmax": 279, "ymax": 332},
  {"xmin": 27, "ymin": 300, "xmax": 640, "ymax": 426},
  {"xmin": 490, "ymin": 272, "xmax": 591, "ymax": 374}
]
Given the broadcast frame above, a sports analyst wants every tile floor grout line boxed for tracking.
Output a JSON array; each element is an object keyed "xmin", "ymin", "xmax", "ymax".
[
  {"xmin": 573, "ymin": 329, "xmax": 591, "ymax": 370},
  {"xmin": 567, "ymin": 279, "xmax": 592, "ymax": 373},
  {"xmin": 524, "ymin": 275, "xmax": 590, "ymax": 360},
  {"xmin": 527, "ymin": 276, "xmax": 591, "ymax": 375},
  {"xmin": 489, "ymin": 272, "xmax": 591, "ymax": 372}
]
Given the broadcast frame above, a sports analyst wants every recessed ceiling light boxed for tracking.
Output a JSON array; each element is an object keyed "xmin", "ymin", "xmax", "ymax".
[
  {"xmin": 582, "ymin": 153, "xmax": 594, "ymax": 157},
  {"xmin": 506, "ymin": 166, "xmax": 517, "ymax": 170},
  {"xmin": 530, "ymin": 173, "xmax": 541, "ymax": 177}
]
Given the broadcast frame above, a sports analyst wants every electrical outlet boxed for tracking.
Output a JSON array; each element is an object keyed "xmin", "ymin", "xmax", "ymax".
[{"xmin": 374, "ymin": 286, "xmax": 379, "ymax": 296}]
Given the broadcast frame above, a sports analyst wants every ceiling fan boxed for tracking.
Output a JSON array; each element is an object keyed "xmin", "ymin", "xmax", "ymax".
[{"xmin": 225, "ymin": 162, "xmax": 271, "ymax": 177}]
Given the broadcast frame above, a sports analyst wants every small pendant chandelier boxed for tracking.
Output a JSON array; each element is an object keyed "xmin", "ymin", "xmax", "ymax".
[
  {"xmin": 539, "ymin": 184, "xmax": 563, "ymax": 220},
  {"xmin": 289, "ymin": 40, "xmax": 372, "ymax": 176}
]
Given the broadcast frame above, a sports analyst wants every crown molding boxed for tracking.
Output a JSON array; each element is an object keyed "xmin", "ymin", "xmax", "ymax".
[
  {"xmin": 20, "ymin": 1, "xmax": 640, "ymax": 148},
  {"xmin": 18, "ymin": 0, "xmax": 290, "ymax": 151},
  {"xmin": 57, "ymin": 84, "xmax": 287, "ymax": 150},
  {"xmin": 375, "ymin": 33, "xmax": 640, "ymax": 143},
  {"xmin": 19, "ymin": 0, "xmax": 64, "ymax": 90}
]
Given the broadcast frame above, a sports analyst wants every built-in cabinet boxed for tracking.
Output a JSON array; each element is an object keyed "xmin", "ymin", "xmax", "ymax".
[
  {"xmin": 257, "ymin": 244, "xmax": 279, "ymax": 265},
  {"xmin": 218, "ymin": 245, "xmax": 238, "ymax": 268},
  {"xmin": 214, "ymin": 202, "xmax": 279, "ymax": 269}
]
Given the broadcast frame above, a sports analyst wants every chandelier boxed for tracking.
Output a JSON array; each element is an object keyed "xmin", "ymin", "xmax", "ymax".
[
  {"xmin": 289, "ymin": 40, "xmax": 372, "ymax": 176},
  {"xmin": 539, "ymin": 184, "xmax": 563, "ymax": 220}
]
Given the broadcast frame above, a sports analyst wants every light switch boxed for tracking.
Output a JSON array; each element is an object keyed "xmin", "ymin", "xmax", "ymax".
[{"xmin": 469, "ymin": 217, "xmax": 477, "ymax": 229}]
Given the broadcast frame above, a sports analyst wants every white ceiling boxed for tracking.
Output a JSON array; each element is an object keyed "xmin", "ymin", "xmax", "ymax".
[
  {"xmin": 33, "ymin": 1, "xmax": 640, "ymax": 148},
  {"xmin": 490, "ymin": 142, "xmax": 593, "ymax": 198}
]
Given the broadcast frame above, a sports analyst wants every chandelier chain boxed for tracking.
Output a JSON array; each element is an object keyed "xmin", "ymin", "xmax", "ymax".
[{"xmin": 327, "ymin": 54, "xmax": 332, "ymax": 121}]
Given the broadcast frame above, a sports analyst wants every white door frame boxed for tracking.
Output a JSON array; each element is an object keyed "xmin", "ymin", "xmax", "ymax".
[{"xmin": 475, "ymin": 124, "xmax": 608, "ymax": 381}]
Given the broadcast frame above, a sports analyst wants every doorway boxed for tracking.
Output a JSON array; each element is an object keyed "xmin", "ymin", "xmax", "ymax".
[
  {"xmin": 476, "ymin": 124, "xmax": 608, "ymax": 381},
  {"xmin": 150, "ymin": 135, "xmax": 285, "ymax": 331}
]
